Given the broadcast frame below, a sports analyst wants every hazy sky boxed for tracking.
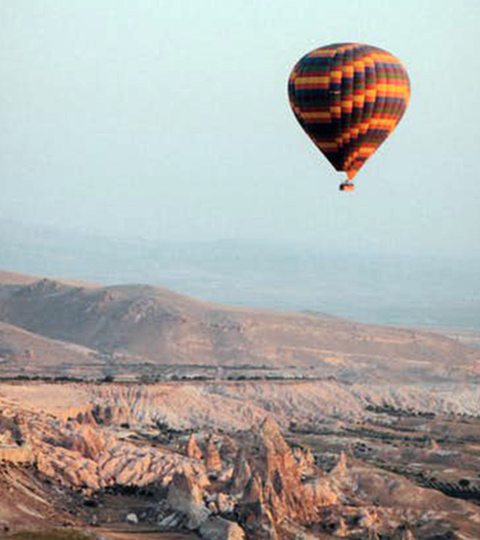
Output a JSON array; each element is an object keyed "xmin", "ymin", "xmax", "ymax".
[{"xmin": 1, "ymin": 1, "xmax": 479, "ymax": 255}]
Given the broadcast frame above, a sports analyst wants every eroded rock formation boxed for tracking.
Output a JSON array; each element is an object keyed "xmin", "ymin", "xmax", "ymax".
[
  {"xmin": 1, "ymin": 382, "xmax": 479, "ymax": 539},
  {"xmin": 235, "ymin": 416, "xmax": 338, "ymax": 538},
  {"xmin": 205, "ymin": 437, "xmax": 222, "ymax": 472},
  {"xmin": 167, "ymin": 470, "xmax": 209, "ymax": 529},
  {"xmin": 186, "ymin": 433, "xmax": 203, "ymax": 460}
]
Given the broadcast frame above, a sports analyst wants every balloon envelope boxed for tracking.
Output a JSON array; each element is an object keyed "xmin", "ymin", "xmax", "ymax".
[{"xmin": 288, "ymin": 43, "xmax": 410, "ymax": 185}]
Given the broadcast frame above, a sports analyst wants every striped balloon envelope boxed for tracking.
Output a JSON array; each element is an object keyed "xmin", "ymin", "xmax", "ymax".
[{"xmin": 288, "ymin": 43, "xmax": 410, "ymax": 192}]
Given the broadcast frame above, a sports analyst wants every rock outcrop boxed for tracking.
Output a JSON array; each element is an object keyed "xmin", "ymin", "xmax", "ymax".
[
  {"xmin": 166, "ymin": 470, "xmax": 209, "ymax": 529},
  {"xmin": 293, "ymin": 445, "xmax": 315, "ymax": 477},
  {"xmin": 237, "ymin": 416, "xmax": 332, "ymax": 539},
  {"xmin": 229, "ymin": 448, "xmax": 252, "ymax": 494},
  {"xmin": 187, "ymin": 433, "xmax": 203, "ymax": 460},
  {"xmin": 205, "ymin": 437, "xmax": 222, "ymax": 472},
  {"xmin": 199, "ymin": 516, "xmax": 245, "ymax": 540},
  {"xmin": 0, "ymin": 444, "xmax": 35, "ymax": 464},
  {"xmin": 332, "ymin": 451, "xmax": 348, "ymax": 475}
]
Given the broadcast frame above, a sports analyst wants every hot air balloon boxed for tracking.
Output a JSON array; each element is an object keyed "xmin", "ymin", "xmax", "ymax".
[{"xmin": 288, "ymin": 43, "xmax": 410, "ymax": 192}]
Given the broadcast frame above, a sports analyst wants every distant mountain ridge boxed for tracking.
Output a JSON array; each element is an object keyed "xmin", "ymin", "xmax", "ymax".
[
  {"xmin": 0, "ymin": 270, "xmax": 479, "ymax": 383},
  {"xmin": 1, "ymin": 218, "xmax": 480, "ymax": 329}
]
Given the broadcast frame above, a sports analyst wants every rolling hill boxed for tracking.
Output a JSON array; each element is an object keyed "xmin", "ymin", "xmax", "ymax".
[{"xmin": 0, "ymin": 270, "xmax": 478, "ymax": 383}]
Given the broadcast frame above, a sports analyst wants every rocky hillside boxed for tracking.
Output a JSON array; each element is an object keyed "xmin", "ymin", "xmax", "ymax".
[
  {"xmin": 2, "ymin": 382, "xmax": 480, "ymax": 539},
  {"xmin": 1, "ymin": 271, "xmax": 479, "ymax": 383}
]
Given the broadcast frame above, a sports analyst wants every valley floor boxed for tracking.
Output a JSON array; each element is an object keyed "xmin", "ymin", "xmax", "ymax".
[{"xmin": 1, "ymin": 381, "xmax": 480, "ymax": 539}]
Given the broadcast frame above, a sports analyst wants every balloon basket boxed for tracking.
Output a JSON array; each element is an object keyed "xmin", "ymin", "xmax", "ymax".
[{"xmin": 339, "ymin": 182, "xmax": 355, "ymax": 193}]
